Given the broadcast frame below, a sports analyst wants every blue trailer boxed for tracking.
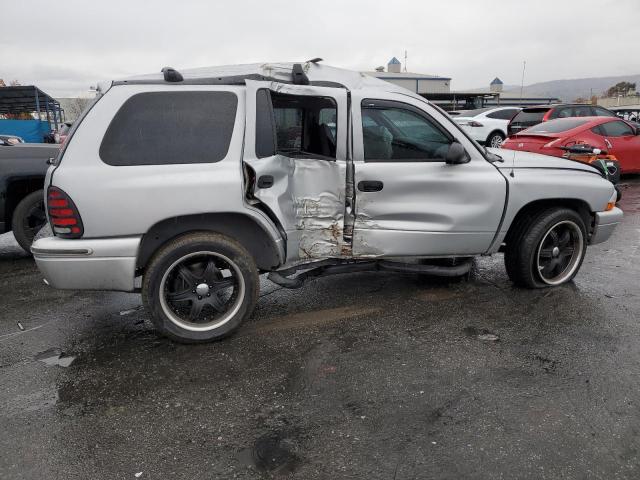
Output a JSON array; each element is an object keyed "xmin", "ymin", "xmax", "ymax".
[{"xmin": 0, "ymin": 86, "xmax": 65, "ymax": 143}]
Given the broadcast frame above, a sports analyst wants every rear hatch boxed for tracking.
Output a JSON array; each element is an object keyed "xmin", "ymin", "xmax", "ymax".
[{"xmin": 508, "ymin": 107, "xmax": 549, "ymax": 136}]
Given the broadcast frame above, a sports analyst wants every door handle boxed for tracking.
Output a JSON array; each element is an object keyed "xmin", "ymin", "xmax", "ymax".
[
  {"xmin": 357, "ymin": 180, "xmax": 384, "ymax": 192},
  {"xmin": 257, "ymin": 175, "xmax": 274, "ymax": 189}
]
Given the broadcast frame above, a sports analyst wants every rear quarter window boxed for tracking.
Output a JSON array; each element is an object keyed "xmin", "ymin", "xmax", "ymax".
[
  {"xmin": 99, "ymin": 91, "xmax": 237, "ymax": 166},
  {"xmin": 511, "ymin": 109, "xmax": 547, "ymax": 124},
  {"xmin": 486, "ymin": 109, "xmax": 518, "ymax": 120}
]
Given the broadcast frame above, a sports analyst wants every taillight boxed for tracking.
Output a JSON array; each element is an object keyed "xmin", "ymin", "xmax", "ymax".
[{"xmin": 47, "ymin": 186, "xmax": 83, "ymax": 238}]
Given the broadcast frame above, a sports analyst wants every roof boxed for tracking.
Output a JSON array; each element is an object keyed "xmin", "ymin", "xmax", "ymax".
[
  {"xmin": 0, "ymin": 86, "xmax": 62, "ymax": 115},
  {"xmin": 497, "ymin": 91, "xmax": 561, "ymax": 101},
  {"xmin": 369, "ymin": 71, "xmax": 451, "ymax": 81},
  {"xmin": 388, "ymin": 57, "xmax": 401, "ymax": 65},
  {"xmin": 114, "ymin": 62, "xmax": 422, "ymax": 97},
  {"xmin": 421, "ymin": 92, "xmax": 499, "ymax": 101},
  {"xmin": 490, "ymin": 77, "xmax": 503, "ymax": 85}
]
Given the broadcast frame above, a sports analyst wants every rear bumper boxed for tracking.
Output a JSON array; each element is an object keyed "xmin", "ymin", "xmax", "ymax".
[
  {"xmin": 590, "ymin": 207, "xmax": 623, "ymax": 245},
  {"xmin": 32, "ymin": 236, "xmax": 141, "ymax": 292}
]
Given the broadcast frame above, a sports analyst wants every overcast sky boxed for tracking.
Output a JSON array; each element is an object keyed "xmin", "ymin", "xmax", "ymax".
[{"xmin": 2, "ymin": 0, "xmax": 638, "ymax": 97}]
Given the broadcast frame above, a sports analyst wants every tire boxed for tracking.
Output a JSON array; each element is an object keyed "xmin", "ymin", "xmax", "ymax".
[
  {"xmin": 486, "ymin": 131, "xmax": 505, "ymax": 148},
  {"xmin": 504, "ymin": 208, "xmax": 587, "ymax": 289},
  {"xmin": 142, "ymin": 232, "xmax": 259, "ymax": 343},
  {"xmin": 11, "ymin": 189, "xmax": 46, "ymax": 254}
]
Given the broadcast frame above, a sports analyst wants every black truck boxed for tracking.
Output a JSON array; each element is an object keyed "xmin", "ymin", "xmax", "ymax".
[{"xmin": 0, "ymin": 144, "xmax": 59, "ymax": 253}]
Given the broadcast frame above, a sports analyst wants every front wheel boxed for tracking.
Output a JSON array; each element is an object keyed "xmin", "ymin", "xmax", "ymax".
[
  {"xmin": 504, "ymin": 208, "xmax": 587, "ymax": 288},
  {"xmin": 142, "ymin": 232, "xmax": 259, "ymax": 343}
]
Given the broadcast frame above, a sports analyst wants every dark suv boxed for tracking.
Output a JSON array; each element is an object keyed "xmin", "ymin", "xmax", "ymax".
[{"xmin": 507, "ymin": 104, "xmax": 617, "ymax": 136}]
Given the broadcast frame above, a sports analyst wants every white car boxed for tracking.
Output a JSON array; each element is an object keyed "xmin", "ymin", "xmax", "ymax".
[{"xmin": 453, "ymin": 107, "xmax": 521, "ymax": 148}]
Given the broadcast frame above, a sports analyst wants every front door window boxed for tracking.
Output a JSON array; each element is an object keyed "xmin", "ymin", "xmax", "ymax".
[{"xmin": 361, "ymin": 101, "xmax": 453, "ymax": 162}]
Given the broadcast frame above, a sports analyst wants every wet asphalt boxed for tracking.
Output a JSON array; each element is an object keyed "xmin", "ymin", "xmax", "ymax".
[{"xmin": 1, "ymin": 177, "xmax": 639, "ymax": 480}]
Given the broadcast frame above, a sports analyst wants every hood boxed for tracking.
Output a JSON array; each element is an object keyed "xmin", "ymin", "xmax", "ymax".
[{"xmin": 489, "ymin": 147, "xmax": 600, "ymax": 174}]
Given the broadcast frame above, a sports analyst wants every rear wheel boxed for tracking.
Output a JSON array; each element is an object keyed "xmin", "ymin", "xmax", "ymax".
[
  {"xmin": 142, "ymin": 232, "xmax": 259, "ymax": 343},
  {"xmin": 486, "ymin": 131, "xmax": 505, "ymax": 148},
  {"xmin": 11, "ymin": 189, "xmax": 46, "ymax": 254},
  {"xmin": 504, "ymin": 208, "xmax": 587, "ymax": 288}
]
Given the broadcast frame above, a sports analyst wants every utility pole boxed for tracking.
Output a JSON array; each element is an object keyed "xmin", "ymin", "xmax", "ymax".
[{"xmin": 519, "ymin": 60, "xmax": 526, "ymax": 107}]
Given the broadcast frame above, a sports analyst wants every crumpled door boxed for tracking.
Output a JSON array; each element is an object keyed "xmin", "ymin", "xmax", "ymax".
[{"xmin": 243, "ymin": 80, "xmax": 349, "ymax": 264}]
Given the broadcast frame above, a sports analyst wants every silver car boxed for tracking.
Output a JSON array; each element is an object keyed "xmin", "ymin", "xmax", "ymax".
[{"xmin": 32, "ymin": 62, "xmax": 622, "ymax": 342}]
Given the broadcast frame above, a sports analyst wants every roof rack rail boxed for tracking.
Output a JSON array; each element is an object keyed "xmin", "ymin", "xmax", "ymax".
[
  {"xmin": 161, "ymin": 67, "xmax": 183, "ymax": 82},
  {"xmin": 291, "ymin": 64, "xmax": 309, "ymax": 85}
]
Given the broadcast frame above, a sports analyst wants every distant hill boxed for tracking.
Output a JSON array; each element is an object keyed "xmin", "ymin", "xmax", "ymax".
[{"xmin": 501, "ymin": 74, "xmax": 640, "ymax": 102}]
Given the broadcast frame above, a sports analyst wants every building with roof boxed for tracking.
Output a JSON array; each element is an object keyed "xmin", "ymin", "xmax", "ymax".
[
  {"xmin": 460, "ymin": 77, "xmax": 560, "ymax": 108},
  {"xmin": 367, "ymin": 58, "xmax": 451, "ymax": 94}
]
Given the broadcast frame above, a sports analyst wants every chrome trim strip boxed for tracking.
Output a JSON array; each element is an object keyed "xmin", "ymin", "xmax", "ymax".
[{"xmin": 31, "ymin": 247, "xmax": 93, "ymax": 256}]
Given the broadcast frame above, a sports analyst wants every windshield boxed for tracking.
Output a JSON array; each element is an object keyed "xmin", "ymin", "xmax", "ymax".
[{"xmin": 524, "ymin": 118, "xmax": 590, "ymax": 134}]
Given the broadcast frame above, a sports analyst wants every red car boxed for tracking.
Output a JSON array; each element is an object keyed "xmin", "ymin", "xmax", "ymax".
[
  {"xmin": 507, "ymin": 104, "xmax": 617, "ymax": 136},
  {"xmin": 502, "ymin": 117, "xmax": 640, "ymax": 173}
]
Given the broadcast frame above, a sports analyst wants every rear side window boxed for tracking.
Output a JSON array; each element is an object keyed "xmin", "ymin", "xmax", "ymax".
[
  {"xmin": 574, "ymin": 106, "xmax": 592, "ymax": 117},
  {"xmin": 593, "ymin": 106, "xmax": 617, "ymax": 117},
  {"xmin": 486, "ymin": 108, "xmax": 518, "ymax": 120},
  {"xmin": 550, "ymin": 106, "xmax": 574, "ymax": 119},
  {"xmin": 511, "ymin": 109, "xmax": 547, "ymax": 125},
  {"xmin": 255, "ymin": 90, "xmax": 338, "ymax": 159},
  {"xmin": 100, "ymin": 91, "xmax": 237, "ymax": 166},
  {"xmin": 599, "ymin": 120, "xmax": 635, "ymax": 137}
]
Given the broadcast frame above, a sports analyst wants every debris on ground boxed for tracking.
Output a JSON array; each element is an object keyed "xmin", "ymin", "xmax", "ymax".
[
  {"xmin": 477, "ymin": 333, "xmax": 499, "ymax": 342},
  {"xmin": 34, "ymin": 348, "xmax": 76, "ymax": 367},
  {"xmin": 119, "ymin": 306, "xmax": 143, "ymax": 316},
  {"xmin": 463, "ymin": 326, "xmax": 499, "ymax": 342}
]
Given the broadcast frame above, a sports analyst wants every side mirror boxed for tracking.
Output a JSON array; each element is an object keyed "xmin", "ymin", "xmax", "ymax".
[{"xmin": 445, "ymin": 142, "xmax": 470, "ymax": 165}]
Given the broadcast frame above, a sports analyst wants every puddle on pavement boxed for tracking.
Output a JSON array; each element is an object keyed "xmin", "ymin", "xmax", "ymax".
[
  {"xmin": 239, "ymin": 432, "xmax": 300, "ymax": 474},
  {"xmin": 35, "ymin": 348, "xmax": 76, "ymax": 367}
]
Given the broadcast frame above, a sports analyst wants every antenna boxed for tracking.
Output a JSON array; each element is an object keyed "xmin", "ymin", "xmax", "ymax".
[
  {"xmin": 404, "ymin": 50, "xmax": 408, "ymax": 72},
  {"xmin": 519, "ymin": 60, "xmax": 526, "ymax": 106}
]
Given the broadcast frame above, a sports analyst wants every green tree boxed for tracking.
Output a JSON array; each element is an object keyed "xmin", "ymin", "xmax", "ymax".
[{"xmin": 606, "ymin": 81, "xmax": 637, "ymax": 97}]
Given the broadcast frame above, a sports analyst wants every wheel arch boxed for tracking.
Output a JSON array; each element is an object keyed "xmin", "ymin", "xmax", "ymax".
[
  {"xmin": 503, "ymin": 198, "xmax": 593, "ymax": 247},
  {"xmin": 137, "ymin": 212, "xmax": 284, "ymax": 273}
]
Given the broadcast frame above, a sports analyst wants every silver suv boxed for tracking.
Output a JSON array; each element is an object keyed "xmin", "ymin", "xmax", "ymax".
[{"xmin": 32, "ymin": 62, "xmax": 622, "ymax": 342}]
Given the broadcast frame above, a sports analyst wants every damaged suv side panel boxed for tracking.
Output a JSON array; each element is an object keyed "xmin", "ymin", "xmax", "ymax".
[
  {"xmin": 243, "ymin": 80, "xmax": 349, "ymax": 263},
  {"xmin": 31, "ymin": 62, "xmax": 623, "ymax": 343}
]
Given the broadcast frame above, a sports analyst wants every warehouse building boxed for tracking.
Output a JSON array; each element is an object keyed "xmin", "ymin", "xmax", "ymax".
[{"xmin": 367, "ymin": 57, "xmax": 451, "ymax": 94}]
